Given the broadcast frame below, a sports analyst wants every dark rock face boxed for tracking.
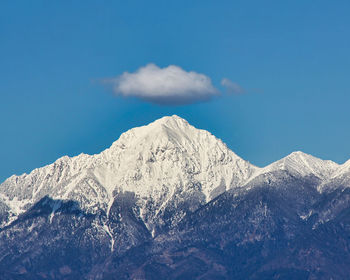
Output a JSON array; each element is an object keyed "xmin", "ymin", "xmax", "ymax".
[
  {"xmin": 0, "ymin": 197, "xmax": 108, "ymax": 279},
  {"xmin": 1, "ymin": 171, "xmax": 350, "ymax": 279}
]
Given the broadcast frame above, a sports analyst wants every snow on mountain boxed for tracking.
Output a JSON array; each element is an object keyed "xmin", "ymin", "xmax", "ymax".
[
  {"xmin": 332, "ymin": 159, "xmax": 350, "ymax": 178},
  {"xmin": 0, "ymin": 115, "xmax": 257, "ymax": 228},
  {"xmin": 318, "ymin": 159, "xmax": 350, "ymax": 192},
  {"xmin": 262, "ymin": 151, "xmax": 340, "ymax": 179},
  {"xmin": 0, "ymin": 115, "xmax": 349, "ymax": 229},
  {"xmin": 1, "ymin": 115, "xmax": 350, "ymax": 279}
]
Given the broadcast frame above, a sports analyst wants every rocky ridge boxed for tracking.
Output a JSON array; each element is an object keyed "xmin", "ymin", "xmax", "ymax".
[{"xmin": 1, "ymin": 115, "xmax": 350, "ymax": 279}]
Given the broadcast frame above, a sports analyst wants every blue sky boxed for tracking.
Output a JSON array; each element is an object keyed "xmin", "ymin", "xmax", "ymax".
[{"xmin": 1, "ymin": 1, "xmax": 350, "ymax": 182}]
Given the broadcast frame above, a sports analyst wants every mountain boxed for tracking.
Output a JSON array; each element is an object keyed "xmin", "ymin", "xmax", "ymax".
[{"xmin": 0, "ymin": 115, "xmax": 350, "ymax": 279}]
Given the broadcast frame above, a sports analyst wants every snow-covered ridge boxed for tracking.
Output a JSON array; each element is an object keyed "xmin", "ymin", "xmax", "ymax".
[
  {"xmin": 0, "ymin": 115, "xmax": 256, "ymax": 226},
  {"xmin": 261, "ymin": 151, "xmax": 340, "ymax": 179},
  {"xmin": 0, "ymin": 115, "xmax": 349, "ymax": 227}
]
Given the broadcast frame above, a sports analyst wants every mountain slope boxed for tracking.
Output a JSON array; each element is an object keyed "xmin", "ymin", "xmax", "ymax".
[
  {"xmin": 0, "ymin": 115, "xmax": 257, "ymax": 235},
  {"xmin": 1, "ymin": 115, "xmax": 350, "ymax": 279},
  {"xmin": 262, "ymin": 151, "xmax": 339, "ymax": 179}
]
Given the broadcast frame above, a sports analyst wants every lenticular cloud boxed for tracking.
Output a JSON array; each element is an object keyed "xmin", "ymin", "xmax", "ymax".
[{"xmin": 108, "ymin": 64, "xmax": 218, "ymax": 105}]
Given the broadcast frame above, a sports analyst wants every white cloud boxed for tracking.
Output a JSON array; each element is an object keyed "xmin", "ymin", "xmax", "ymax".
[
  {"xmin": 106, "ymin": 63, "xmax": 219, "ymax": 105},
  {"xmin": 221, "ymin": 78, "xmax": 245, "ymax": 94}
]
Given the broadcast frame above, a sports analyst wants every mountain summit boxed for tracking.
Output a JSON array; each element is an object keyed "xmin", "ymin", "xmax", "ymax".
[
  {"xmin": 1, "ymin": 115, "xmax": 349, "ymax": 226},
  {"xmin": 1, "ymin": 115, "xmax": 350, "ymax": 279},
  {"xmin": 262, "ymin": 151, "xmax": 339, "ymax": 179},
  {"xmin": 0, "ymin": 115, "xmax": 256, "ymax": 229}
]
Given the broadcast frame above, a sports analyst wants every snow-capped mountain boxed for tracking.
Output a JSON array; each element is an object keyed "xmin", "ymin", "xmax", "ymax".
[
  {"xmin": 0, "ymin": 116, "xmax": 256, "ymax": 231},
  {"xmin": 1, "ymin": 115, "xmax": 350, "ymax": 279},
  {"xmin": 261, "ymin": 151, "xmax": 339, "ymax": 179}
]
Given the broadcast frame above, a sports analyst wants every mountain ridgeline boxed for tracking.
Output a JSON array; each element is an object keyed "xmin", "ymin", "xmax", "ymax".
[{"xmin": 1, "ymin": 115, "xmax": 350, "ymax": 279}]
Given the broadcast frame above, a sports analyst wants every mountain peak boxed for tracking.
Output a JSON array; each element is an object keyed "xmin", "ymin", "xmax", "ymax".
[
  {"xmin": 0, "ymin": 115, "xmax": 258, "ymax": 223},
  {"xmin": 110, "ymin": 115, "xmax": 206, "ymax": 152},
  {"xmin": 153, "ymin": 114, "xmax": 189, "ymax": 126},
  {"xmin": 3, "ymin": 115, "xmax": 349, "ymax": 230},
  {"xmin": 264, "ymin": 150, "xmax": 339, "ymax": 179},
  {"xmin": 142, "ymin": 114, "xmax": 192, "ymax": 138}
]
